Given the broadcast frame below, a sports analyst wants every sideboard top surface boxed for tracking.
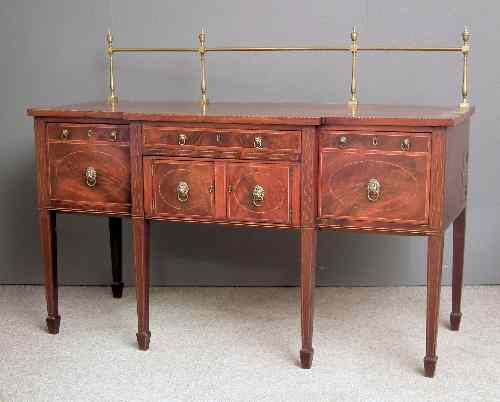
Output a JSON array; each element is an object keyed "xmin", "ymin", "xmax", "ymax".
[{"xmin": 27, "ymin": 101, "xmax": 474, "ymax": 127}]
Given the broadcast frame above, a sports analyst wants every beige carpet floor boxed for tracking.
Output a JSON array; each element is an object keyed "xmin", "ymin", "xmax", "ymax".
[{"xmin": 0, "ymin": 286, "xmax": 499, "ymax": 402}]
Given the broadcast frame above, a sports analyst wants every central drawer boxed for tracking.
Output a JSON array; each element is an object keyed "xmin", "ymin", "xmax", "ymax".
[{"xmin": 143, "ymin": 126, "xmax": 301, "ymax": 161}]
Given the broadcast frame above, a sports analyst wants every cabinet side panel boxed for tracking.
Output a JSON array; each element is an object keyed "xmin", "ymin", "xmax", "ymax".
[
  {"xmin": 429, "ymin": 129, "xmax": 447, "ymax": 231},
  {"xmin": 35, "ymin": 118, "xmax": 49, "ymax": 209},
  {"xmin": 443, "ymin": 120, "xmax": 470, "ymax": 228}
]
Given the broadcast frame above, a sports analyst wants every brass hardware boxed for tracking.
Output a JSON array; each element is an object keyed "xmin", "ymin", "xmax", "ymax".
[
  {"xmin": 401, "ymin": 138, "xmax": 411, "ymax": 151},
  {"xmin": 251, "ymin": 185, "xmax": 265, "ymax": 207},
  {"xmin": 106, "ymin": 30, "xmax": 117, "ymax": 104},
  {"xmin": 199, "ymin": 29, "xmax": 208, "ymax": 106},
  {"xmin": 110, "ymin": 131, "xmax": 119, "ymax": 141},
  {"xmin": 254, "ymin": 136, "xmax": 264, "ymax": 149},
  {"xmin": 228, "ymin": 184, "xmax": 233, "ymax": 193},
  {"xmin": 339, "ymin": 136, "xmax": 348, "ymax": 146},
  {"xmin": 85, "ymin": 166, "xmax": 97, "ymax": 187},
  {"xmin": 208, "ymin": 184, "xmax": 214, "ymax": 193},
  {"xmin": 87, "ymin": 129, "xmax": 93, "ymax": 138},
  {"xmin": 176, "ymin": 181, "xmax": 190, "ymax": 202},
  {"xmin": 460, "ymin": 27, "xmax": 471, "ymax": 111},
  {"xmin": 367, "ymin": 178, "xmax": 381, "ymax": 202},
  {"xmin": 178, "ymin": 133, "xmax": 187, "ymax": 145},
  {"xmin": 61, "ymin": 129, "xmax": 70, "ymax": 140},
  {"xmin": 348, "ymin": 26, "xmax": 358, "ymax": 107},
  {"xmin": 216, "ymin": 133, "xmax": 222, "ymax": 143},
  {"xmin": 372, "ymin": 136, "xmax": 378, "ymax": 146},
  {"xmin": 105, "ymin": 28, "xmax": 470, "ymax": 110}
]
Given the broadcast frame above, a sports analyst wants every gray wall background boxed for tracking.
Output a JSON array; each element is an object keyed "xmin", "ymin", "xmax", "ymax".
[{"xmin": 0, "ymin": 0, "xmax": 498, "ymax": 286}]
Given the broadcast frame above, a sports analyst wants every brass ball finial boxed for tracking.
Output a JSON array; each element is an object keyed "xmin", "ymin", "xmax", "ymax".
[
  {"xmin": 351, "ymin": 26, "xmax": 358, "ymax": 42},
  {"xmin": 198, "ymin": 28, "xmax": 207, "ymax": 45},
  {"xmin": 106, "ymin": 30, "xmax": 113, "ymax": 46},
  {"xmin": 462, "ymin": 26, "xmax": 470, "ymax": 43}
]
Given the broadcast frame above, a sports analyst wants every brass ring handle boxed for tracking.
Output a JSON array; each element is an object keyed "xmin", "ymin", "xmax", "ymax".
[
  {"xmin": 176, "ymin": 181, "xmax": 190, "ymax": 202},
  {"xmin": 216, "ymin": 133, "xmax": 223, "ymax": 143},
  {"xmin": 251, "ymin": 185, "xmax": 265, "ymax": 207},
  {"xmin": 61, "ymin": 129, "xmax": 70, "ymax": 140},
  {"xmin": 254, "ymin": 136, "xmax": 264, "ymax": 149},
  {"xmin": 85, "ymin": 166, "xmax": 97, "ymax": 187},
  {"xmin": 87, "ymin": 129, "xmax": 93, "ymax": 138},
  {"xmin": 401, "ymin": 137, "xmax": 411, "ymax": 151},
  {"xmin": 367, "ymin": 178, "xmax": 381, "ymax": 202},
  {"xmin": 178, "ymin": 133, "xmax": 187, "ymax": 145},
  {"xmin": 110, "ymin": 131, "xmax": 119, "ymax": 141}
]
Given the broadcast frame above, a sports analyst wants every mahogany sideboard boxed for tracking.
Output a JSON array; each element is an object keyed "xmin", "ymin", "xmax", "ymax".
[{"xmin": 28, "ymin": 101, "xmax": 474, "ymax": 377}]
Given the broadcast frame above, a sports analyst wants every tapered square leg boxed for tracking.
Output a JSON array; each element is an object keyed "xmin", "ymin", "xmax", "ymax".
[
  {"xmin": 132, "ymin": 218, "xmax": 150, "ymax": 350},
  {"xmin": 300, "ymin": 228, "xmax": 317, "ymax": 369},
  {"xmin": 451, "ymin": 209, "xmax": 466, "ymax": 331},
  {"xmin": 109, "ymin": 217, "xmax": 124, "ymax": 299},
  {"xmin": 39, "ymin": 209, "xmax": 60, "ymax": 334},
  {"xmin": 424, "ymin": 232, "xmax": 444, "ymax": 378}
]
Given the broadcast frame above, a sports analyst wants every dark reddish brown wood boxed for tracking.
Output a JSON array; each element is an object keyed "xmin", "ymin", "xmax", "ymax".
[
  {"xmin": 133, "ymin": 217, "xmax": 150, "ymax": 350},
  {"xmin": 39, "ymin": 209, "xmax": 60, "ymax": 334},
  {"xmin": 424, "ymin": 231, "xmax": 444, "ymax": 378},
  {"xmin": 143, "ymin": 125, "xmax": 301, "ymax": 160},
  {"xmin": 47, "ymin": 123, "xmax": 129, "ymax": 143},
  {"xmin": 443, "ymin": 121, "xmax": 470, "ymax": 229},
  {"xmin": 28, "ymin": 101, "xmax": 474, "ymax": 127},
  {"xmin": 214, "ymin": 161, "xmax": 227, "ymax": 219},
  {"xmin": 148, "ymin": 159, "xmax": 216, "ymax": 219},
  {"xmin": 451, "ymin": 208, "xmax": 466, "ymax": 331},
  {"xmin": 299, "ymin": 127, "xmax": 318, "ymax": 369},
  {"xmin": 48, "ymin": 142, "xmax": 131, "ymax": 212},
  {"xmin": 226, "ymin": 162, "xmax": 295, "ymax": 225},
  {"xmin": 319, "ymin": 130, "xmax": 430, "ymax": 153},
  {"xmin": 319, "ymin": 149, "xmax": 430, "ymax": 224},
  {"xmin": 109, "ymin": 217, "xmax": 124, "ymax": 298},
  {"xmin": 130, "ymin": 123, "xmax": 145, "ymax": 217},
  {"xmin": 428, "ymin": 129, "xmax": 447, "ymax": 231}
]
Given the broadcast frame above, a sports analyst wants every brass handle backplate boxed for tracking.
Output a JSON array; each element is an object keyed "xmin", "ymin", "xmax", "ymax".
[
  {"xmin": 85, "ymin": 166, "xmax": 97, "ymax": 187},
  {"xmin": 401, "ymin": 138, "xmax": 411, "ymax": 151},
  {"xmin": 254, "ymin": 136, "xmax": 264, "ymax": 149},
  {"xmin": 367, "ymin": 178, "xmax": 381, "ymax": 202},
  {"xmin": 110, "ymin": 131, "xmax": 119, "ymax": 141},
  {"xmin": 61, "ymin": 129, "xmax": 70, "ymax": 140},
  {"xmin": 251, "ymin": 185, "xmax": 265, "ymax": 207},
  {"xmin": 339, "ymin": 136, "xmax": 348, "ymax": 146},
  {"xmin": 176, "ymin": 181, "xmax": 190, "ymax": 202},
  {"xmin": 178, "ymin": 133, "xmax": 187, "ymax": 145}
]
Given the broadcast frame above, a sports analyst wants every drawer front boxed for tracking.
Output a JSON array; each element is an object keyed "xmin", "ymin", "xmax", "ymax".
[
  {"xmin": 48, "ymin": 143, "xmax": 131, "ymax": 211},
  {"xmin": 226, "ymin": 162, "xmax": 296, "ymax": 224},
  {"xmin": 319, "ymin": 149, "xmax": 430, "ymax": 224},
  {"xmin": 143, "ymin": 126, "xmax": 301, "ymax": 160},
  {"xmin": 320, "ymin": 130, "xmax": 430, "ymax": 153},
  {"xmin": 148, "ymin": 159, "xmax": 216, "ymax": 219},
  {"xmin": 48, "ymin": 123, "xmax": 129, "ymax": 143}
]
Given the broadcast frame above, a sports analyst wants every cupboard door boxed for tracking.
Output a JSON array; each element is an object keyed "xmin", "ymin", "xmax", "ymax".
[
  {"xmin": 226, "ymin": 162, "xmax": 295, "ymax": 225},
  {"xmin": 148, "ymin": 159, "xmax": 216, "ymax": 219}
]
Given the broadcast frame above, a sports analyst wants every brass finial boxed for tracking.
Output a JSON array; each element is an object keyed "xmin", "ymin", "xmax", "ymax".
[
  {"xmin": 460, "ymin": 26, "xmax": 470, "ymax": 111},
  {"xmin": 348, "ymin": 26, "xmax": 358, "ymax": 107},
  {"xmin": 199, "ymin": 28, "xmax": 208, "ymax": 106}
]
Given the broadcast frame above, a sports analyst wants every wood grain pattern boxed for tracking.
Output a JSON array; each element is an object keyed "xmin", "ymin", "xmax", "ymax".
[
  {"xmin": 48, "ymin": 143, "xmax": 131, "ymax": 211},
  {"xmin": 424, "ymin": 231, "xmax": 445, "ymax": 378},
  {"xmin": 28, "ymin": 101, "xmax": 474, "ymax": 127},
  {"xmin": 451, "ymin": 208, "xmax": 466, "ymax": 331},
  {"xmin": 319, "ymin": 149, "xmax": 430, "ymax": 224}
]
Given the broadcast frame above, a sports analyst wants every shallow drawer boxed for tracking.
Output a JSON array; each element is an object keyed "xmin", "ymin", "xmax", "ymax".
[
  {"xmin": 226, "ymin": 162, "xmax": 297, "ymax": 225},
  {"xmin": 320, "ymin": 130, "xmax": 430, "ymax": 153},
  {"xmin": 47, "ymin": 123, "xmax": 129, "ymax": 143},
  {"xmin": 143, "ymin": 126, "xmax": 301, "ymax": 160},
  {"xmin": 319, "ymin": 149, "xmax": 430, "ymax": 224},
  {"xmin": 48, "ymin": 142, "xmax": 131, "ymax": 212}
]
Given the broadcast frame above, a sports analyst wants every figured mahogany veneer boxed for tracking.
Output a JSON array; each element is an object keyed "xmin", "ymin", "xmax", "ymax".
[{"xmin": 28, "ymin": 101, "xmax": 474, "ymax": 378}]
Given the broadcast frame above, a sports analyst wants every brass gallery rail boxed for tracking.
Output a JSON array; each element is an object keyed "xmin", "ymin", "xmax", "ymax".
[{"xmin": 105, "ymin": 27, "xmax": 471, "ymax": 111}]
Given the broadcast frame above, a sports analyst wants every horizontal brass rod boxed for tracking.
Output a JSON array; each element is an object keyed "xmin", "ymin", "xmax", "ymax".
[
  {"xmin": 112, "ymin": 48, "xmax": 198, "ymax": 53},
  {"xmin": 111, "ymin": 46, "xmax": 462, "ymax": 54}
]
